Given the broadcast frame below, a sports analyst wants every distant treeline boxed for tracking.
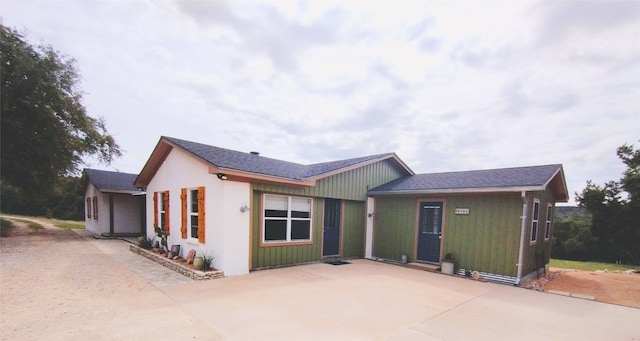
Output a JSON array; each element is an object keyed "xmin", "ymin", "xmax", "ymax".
[{"xmin": 0, "ymin": 177, "xmax": 84, "ymax": 221}]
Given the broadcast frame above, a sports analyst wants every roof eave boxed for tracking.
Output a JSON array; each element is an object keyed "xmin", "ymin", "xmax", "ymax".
[
  {"xmin": 209, "ymin": 166, "xmax": 315, "ymax": 187},
  {"xmin": 134, "ymin": 137, "xmax": 174, "ymax": 188},
  {"xmin": 97, "ymin": 189, "xmax": 146, "ymax": 195},
  {"xmin": 368, "ymin": 186, "xmax": 545, "ymax": 196},
  {"xmin": 544, "ymin": 166, "xmax": 570, "ymax": 202}
]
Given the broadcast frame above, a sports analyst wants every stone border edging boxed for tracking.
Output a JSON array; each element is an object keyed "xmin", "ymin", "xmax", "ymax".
[{"xmin": 129, "ymin": 245, "xmax": 224, "ymax": 280}]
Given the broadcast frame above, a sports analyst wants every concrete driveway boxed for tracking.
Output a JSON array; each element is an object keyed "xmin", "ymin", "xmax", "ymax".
[{"xmin": 1, "ymin": 224, "xmax": 638, "ymax": 340}]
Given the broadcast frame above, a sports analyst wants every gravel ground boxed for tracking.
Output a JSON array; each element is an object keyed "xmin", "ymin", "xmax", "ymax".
[
  {"xmin": 543, "ymin": 268, "xmax": 640, "ymax": 308},
  {"xmin": 0, "ymin": 221, "xmax": 219, "ymax": 340}
]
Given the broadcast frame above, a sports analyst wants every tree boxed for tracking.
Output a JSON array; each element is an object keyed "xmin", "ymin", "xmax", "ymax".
[
  {"xmin": 576, "ymin": 141, "xmax": 640, "ymax": 264},
  {"xmin": 1, "ymin": 24, "xmax": 121, "ymax": 203}
]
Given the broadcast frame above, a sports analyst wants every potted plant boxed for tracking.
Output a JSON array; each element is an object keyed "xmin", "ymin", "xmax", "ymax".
[{"xmin": 441, "ymin": 253, "xmax": 455, "ymax": 275}]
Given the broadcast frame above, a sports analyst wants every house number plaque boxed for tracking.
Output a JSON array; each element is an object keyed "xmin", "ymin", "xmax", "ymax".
[{"xmin": 455, "ymin": 208, "xmax": 470, "ymax": 215}]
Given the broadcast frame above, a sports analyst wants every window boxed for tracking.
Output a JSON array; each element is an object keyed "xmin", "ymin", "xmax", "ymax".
[
  {"xmin": 93, "ymin": 196, "xmax": 98, "ymax": 221},
  {"xmin": 263, "ymin": 195, "xmax": 312, "ymax": 243},
  {"xmin": 545, "ymin": 204, "xmax": 553, "ymax": 240},
  {"xmin": 154, "ymin": 191, "xmax": 170, "ymax": 235},
  {"xmin": 189, "ymin": 188, "xmax": 199, "ymax": 239},
  {"xmin": 530, "ymin": 199, "xmax": 540, "ymax": 243},
  {"xmin": 160, "ymin": 192, "xmax": 166, "ymax": 229},
  {"xmin": 86, "ymin": 198, "xmax": 92, "ymax": 219},
  {"xmin": 180, "ymin": 187, "xmax": 205, "ymax": 243}
]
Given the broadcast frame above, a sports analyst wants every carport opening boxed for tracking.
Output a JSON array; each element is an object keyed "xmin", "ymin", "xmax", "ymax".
[{"xmin": 326, "ymin": 260, "xmax": 350, "ymax": 266}]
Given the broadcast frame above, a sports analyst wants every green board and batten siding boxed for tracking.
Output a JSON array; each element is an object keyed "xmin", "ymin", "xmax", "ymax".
[
  {"xmin": 251, "ymin": 159, "xmax": 408, "ymax": 269},
  {"xmin": 373, "ymin": 193, "xmax": 523, "ymax": 277},
  {"xmin": 442, "ymin": 194, "xmax": 522, "ymax": 277},
  {"xmin": 252, "ymin": 159, "xmax": 407, "ymax": 201},
  {"xmin": 341, "ymin": 200, "xmax": 366, "ymax": 258},
  {"xmin": 371, "ymin": 196, "xmax": 418, "ymax": 261}
]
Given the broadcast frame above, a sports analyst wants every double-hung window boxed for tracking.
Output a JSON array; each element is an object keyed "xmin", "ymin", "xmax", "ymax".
[
  {"xmin": 544, "ymin": 204, "xmax": 553, "ymax": 240},
  {"xmin": 181, "ymin": 186, "xmax": 205, "ymax": 243},
  {"xmin": 530, "ymin": 199, "xmax": 540, "ymax": 244},
  {"xmin": 263, "ymin": 195, "xmax": 312, "ymax": 243},
  {"xmin": 159, "ymin": 192, "xmax": 167, "ymax": 229},
  {"xmin": 189, "ymin": 188, "xmax": 199, "ymax": 240}
]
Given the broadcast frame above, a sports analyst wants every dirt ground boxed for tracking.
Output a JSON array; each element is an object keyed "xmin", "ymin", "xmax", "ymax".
[
  {"xmin": 542, "ymin": 268, "xmax": 640, "ymax": 308},
  {"xmin": 0, "ymin": 220, "xmax": 219, "ymax": 340}
]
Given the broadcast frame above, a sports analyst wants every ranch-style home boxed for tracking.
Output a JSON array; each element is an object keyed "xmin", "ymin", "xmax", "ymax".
[
  {"xmin": 81, "ymin": 168, "xmax": 146, "ymax": 237},
  {"xmin": 130, "ymin": 136, "xmax": 567, "ymax": 283}
]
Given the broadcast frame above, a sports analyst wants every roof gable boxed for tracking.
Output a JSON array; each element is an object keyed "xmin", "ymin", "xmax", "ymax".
[
  {"xmin": 369, "ymin": 164, "xmax": 569, "ymax": 202},
  {"xmin": 83, "ymin": 169, "xmax": 141, "ymax": 194},
  {"xmin": 135, "ymin": 136, "xmax": 413, "ymax": 188}
]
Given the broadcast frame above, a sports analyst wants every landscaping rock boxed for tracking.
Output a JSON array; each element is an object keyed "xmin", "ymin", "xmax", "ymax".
[{"xmin": 186, "ymin": 249, "xmax": 196, "ymax": 264}]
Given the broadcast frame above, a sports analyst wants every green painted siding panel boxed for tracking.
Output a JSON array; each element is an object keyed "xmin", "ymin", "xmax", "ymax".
[
  {"xmin": 442, "ymin": 194, "xmax": 522, "ymax": 277},
  {"xmin": 521, "ymin": 189, "xmax": 556, "ymax": 276},
  {"xmin": 373, "ymin": 194, "xmax": 523, "ymax": 276},
  {"xmin": 373, "ymin": 197, "xmax": 417, "ymax": 262},
  {"xmin": 342, "ymin": 200, "xmax": 365, "ymax": 258},
  {"xmin": 252, "ymin": 159, "xmax": 407, "ymax": 201}
]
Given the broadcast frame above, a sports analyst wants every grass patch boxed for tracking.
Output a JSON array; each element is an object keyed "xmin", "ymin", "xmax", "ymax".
[
  {"xmin": 2, "ymin": 217, "xmax": 44, "ymax": 231},
  {"xmin": 1, "ymin": 218, "xmax": 15, "ymax": 237},
  {"xmin": 47, "ymin": 219, "xmax": 84, "ymax": 229},
  {"xmin": 551, "ymin": 259, "xmax": 639, "ymax": 272}
]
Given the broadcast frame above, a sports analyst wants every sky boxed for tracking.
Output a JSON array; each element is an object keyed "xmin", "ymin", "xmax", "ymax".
[{"xmin": 2, "ymin": 0, "xmax": 639, "ymax": 204}]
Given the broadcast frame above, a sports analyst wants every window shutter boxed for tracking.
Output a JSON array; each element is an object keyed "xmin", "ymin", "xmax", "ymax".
[
  {"xmin": 87, "ymin": 198, "xmax": 91, "ymax": 218},
  {"xmin": 153, "ymin": 192, "xmax": 158, "ymax": 227},
  {"xmin": 197, "ymin": 186, "xmax": 205, "ymax": 243},
  {"xmin": 93, "ymin": 197, "xmax": 98, "ymax": 220},
  {"xmin": 164, "ymin": 191, "xmax": 170, "ymax": 235},
  {"xmin": 180, "ymin": 188, "xmax": 187, "ymax": 239}
]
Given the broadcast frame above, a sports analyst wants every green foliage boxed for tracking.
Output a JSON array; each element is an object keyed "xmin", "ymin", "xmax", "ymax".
[
  {"xmin": 0, "ymin": 218, "xmax": 15, "ymax": 237},
  {"xmin": 550, "ymin": 259, "xmax": 638, "ymax": 272},
  {"xmin": 200, "ymin": 252, "xmax": 214, "ymax": 271},
  {"xmin": 0, "ymin": 176, "xmax": 84, "ymax": 220},
  {"xmin": 48, "ymin": 219, "xmax": 84, "ymax": 229},
  {"xmin": 575, "ymin": 141, "xmax": 640, "ymax": 264},
  {"xmin": 0, "ymin": 24, "xmax": 120, "ymax": 213}
]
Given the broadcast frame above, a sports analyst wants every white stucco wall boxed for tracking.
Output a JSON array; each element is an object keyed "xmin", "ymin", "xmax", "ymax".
[
  {"xmin": 84, "ymin": 184, "xmax": 142, "ymax": 235},
  {"xmin": 84, "ymin": 184, "xmax": 109, "ymax": 235},
  {"xmin": 113, "ymin": 194, "xmax": 142, "ymax": 234},
  {"xmin": 145, "ymin": 147, "xmax": 250, "ymax": 276}
]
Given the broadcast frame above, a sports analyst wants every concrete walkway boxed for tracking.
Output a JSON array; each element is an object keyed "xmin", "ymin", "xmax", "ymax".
[
  {"xmin": 2, "ymin": 224, "xmax": 638, "ymax": 340},
  {"xmin": 74, "ymin": 229, "xmax": 193, "ymax": 287}
]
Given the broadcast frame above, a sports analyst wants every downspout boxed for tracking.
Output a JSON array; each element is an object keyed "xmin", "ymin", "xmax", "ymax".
[{"xmin": 516, "ymin": 191, "xmax": 528, "ymax": 285}]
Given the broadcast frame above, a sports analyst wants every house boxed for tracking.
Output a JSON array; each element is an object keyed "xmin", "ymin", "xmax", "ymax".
[
  {"xmin": 82, "ymin": 169, "xmax": 146, "ymax": 237},
  {"xmin": 367, "ymin": 165, "xmax": 568, "ymax": 284},
  {"xmin": 133, "ymin": 136, "xmax": 412, "ymax": 276},
  {"xmin": 132, "ymin": 136, "xmax": 568, "ymax": 284}
]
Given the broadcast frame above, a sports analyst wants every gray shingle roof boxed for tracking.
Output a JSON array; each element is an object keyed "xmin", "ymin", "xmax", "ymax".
[
  {"xmin": 368, "ymin": 164, "xmax": 564, "ymax": 194},
  {"xmin": 164, "ymin": 136, "xmax": 398, "ymax": 180},
  {"xmin": 84, "ymin": 169, "xmax": 140, "ymax": 193}
]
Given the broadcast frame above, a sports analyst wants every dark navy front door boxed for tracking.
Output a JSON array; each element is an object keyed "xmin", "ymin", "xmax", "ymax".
[
  {"xmin": 322, "ymin": 199, "xmax": 341, "ymax": 257},
  {"xmin": 417, "ymin": 202, "xmax": 443, "ymax": 263}
]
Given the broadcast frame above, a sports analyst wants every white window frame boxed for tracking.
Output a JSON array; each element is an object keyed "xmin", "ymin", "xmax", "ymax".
[
  {"xmin": 544, "ymin": 203, "xmax": 553, "ymax": 241},
  {"xmin": 530, "ymin": 199, "xmax": 540, "ymax": 244},
  {"xmin": 188, "ymin": 188, "xmax": 199, "ymax": 242},
  {"xmin": 159, "ymin": 191, "xmax": 166, "ymax": 229},
  {"xmin": 262, "ymin": 194, "xmax": 313, "ymax": 244}
]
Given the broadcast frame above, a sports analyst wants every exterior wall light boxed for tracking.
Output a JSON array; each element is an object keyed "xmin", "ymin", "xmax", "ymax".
[
  {"xmin": 217, "ymin": 173, "xmax": 227, "ymax": 180},
  {"xmin": 239, "ymin": 203, "xmax": 249, "ymax": 213},
  {"xmin": 367, "ymin": 212, "xmax": 375, "ymax": 218}
]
